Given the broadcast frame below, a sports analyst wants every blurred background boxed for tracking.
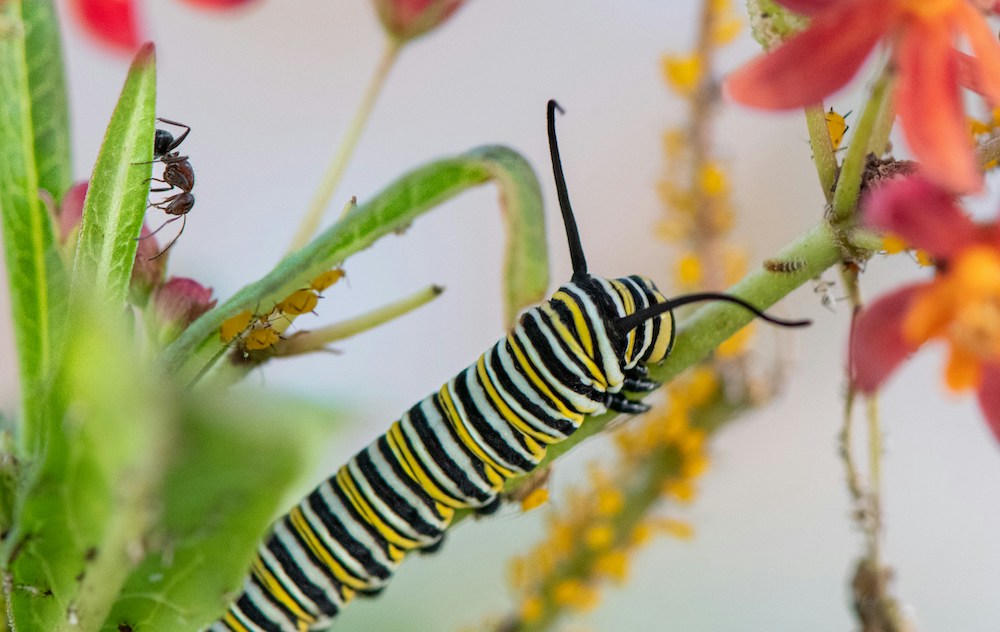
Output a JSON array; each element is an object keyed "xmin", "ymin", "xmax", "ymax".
[{"xmin": 2, "ymin": 1, "xmax": 1000, "ymax": 630}]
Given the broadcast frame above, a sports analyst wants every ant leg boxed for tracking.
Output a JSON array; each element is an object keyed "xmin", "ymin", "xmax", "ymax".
[
  {"xmin": 137, "ymin": 215, "xmax": 181, "ymax": 240},
  {"xmin": 149, "ymin": 214, "xmax": 186, "ymax": 261}
]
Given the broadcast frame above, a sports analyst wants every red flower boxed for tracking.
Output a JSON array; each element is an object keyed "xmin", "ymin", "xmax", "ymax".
[
  {"xmin": 70, "ymin": 0, "xmax": 257, "ymax": 52},
  {"xmin": 151, "ymin": 276, "xmax": 216, "ymax": 345},
  {"xmin": 851, "ymin": 175, "xmax": 1000, "ymax": 438},
  {"xmin": 725, "ymin": 0, "xmax": 1000, "ymax": 193}
]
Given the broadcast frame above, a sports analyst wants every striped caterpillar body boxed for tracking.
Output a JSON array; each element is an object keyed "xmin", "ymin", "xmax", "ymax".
[{"xmin": 208, "ymin": 101, "xmax": 808, "ymax": 632}]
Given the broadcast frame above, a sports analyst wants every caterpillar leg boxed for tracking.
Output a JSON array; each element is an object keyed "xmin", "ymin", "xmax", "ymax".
[
  {"xmin": 605, "ymin": 393, "xmax": 651, "ymax": 414},
  {"xmin": 622, "ymin": 365, "xmax": 661, "ymax": 393},
  {"xmin": 474, "ymin": 495, "xmax": 502, "ymax": 516}
]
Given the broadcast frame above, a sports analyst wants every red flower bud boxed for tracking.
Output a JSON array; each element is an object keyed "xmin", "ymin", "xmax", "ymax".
[
  {"xmin": 372, "ymin": 0, "xmax": 464, "ymax": 43},
  {"xmin": 152, "ymin": 277, "xmax": 216, "ymax": 345},
  {"xmin": 129, "ymin": 222, "xmax": 167, "ymax": 306},
  {"xmin": 57, "ymin": 181, "xmax": 89, "ymax": 245}
]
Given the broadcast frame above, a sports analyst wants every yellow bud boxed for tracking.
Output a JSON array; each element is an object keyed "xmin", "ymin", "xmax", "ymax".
[
  {"xmin": 663, "ymin": 479, "xmax": 697, "ymax": 503},
  {"xmin": 681, "ymin": 453, "xmax": 711, "ymax": 479},
  {"xmin": 712, "ymin": 17, "xmax": 742, "ymax": 44},
  {"xmin": 716, "ymin": 324, "xmax": 754, "ymax": 358},
  {"xmin": 675, "ymin": 253, "xmax": 703, "ymax": 287},
  {"xmin": 520, "ymin": 596, "xmax": 544, "ymax": 623},
  {"xmin": 596, "ymin": 488, "xmax": 624, "ymax": 516},
  {"xmin": 595, "ymin": 551, "xmax": 630, "ymax": 583},
  {"xmin": 656, "ymin": 518, "xmax": 696, "ymax": 540},
  {"xmin": 662, "ymin": 54, "xmax": 703, "ymax": 95},
  {"xmin": 631, "ymin": 523, "xmax": 653, "ymax": 546},
  {"xmin": 553, "ymin": 580, "xmax": 600, "ymax": 611},
  {"xmin": 584, "ymin": 525, "xmax": 614, "ymax": 550},
  {"xmin": 699, "ymin": 162, "xmax": 728, "ymax": 197}
]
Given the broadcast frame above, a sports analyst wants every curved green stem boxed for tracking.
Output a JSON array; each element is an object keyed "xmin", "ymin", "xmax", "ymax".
[
  {"xmin": 288, "ymin": 40, "xmax": 402, "ymax": 252},
  {"xmin": 831, "ymin": 71, "xmax": 894, "ymax": 225},
  {"xmin": 804, "ymin": 104, "xmax": 837, "ymax": 202}
]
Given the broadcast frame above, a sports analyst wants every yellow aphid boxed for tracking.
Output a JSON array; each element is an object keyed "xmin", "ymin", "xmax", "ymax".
[
  {"xmin": 311, "ymin": 268, "xmax": 345, "ymax": 292},
  {"xmin": 969, "ymin": 117, "xmax": 993, "ymax": 136},
  {"xmin": 915, "ymin": 249, "xmax": 933, "ymax": 267},
  {"xmin": 244, "ymin": 327, "xmax": 281, "ymax": 351},
  {"xmin": 220, "ymin": 310, "xmax": 253, "ymax": 342},
  {"xmin": 825, "ymin": 107, "xmax": 850, "ymax": 151},
  {"xmin": 881, "ymin": 233, "xmax": 909, "ymax": 254},
  {"xmin": 278, "ymin": 289, "xmax": 319, "ymax": 315}
]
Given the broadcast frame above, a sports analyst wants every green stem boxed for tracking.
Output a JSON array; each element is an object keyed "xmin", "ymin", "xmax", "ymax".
[
  {"xmin": 831, "ymin": 72, "xmax": 894, "ymax": 225},
  {"xmin": 804, "ymin": 104, "xmax": 837, "ymax": 201},
  {"xmin": 288, "ymin": 40, "xmax": 401, "ymax": 252},
  {"xmin": 276, "ymin": 285, "xmax": 443, "ymax": 356}
]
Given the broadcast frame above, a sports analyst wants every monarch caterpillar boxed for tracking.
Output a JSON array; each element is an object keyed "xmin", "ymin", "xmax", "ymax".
[{"xmin": 207, "ymin": 101, "xmax": 808, "ymax": 632}]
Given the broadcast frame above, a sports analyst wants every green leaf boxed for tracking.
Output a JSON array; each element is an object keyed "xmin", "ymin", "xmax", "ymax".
[
  {"xmin": 23, "ymin": 0, "xmax": 72, "ymax": 201},
  {"xmin": 102, "ymin": 394, "xmax": 337, "ymax": 631},
  {"xmin": 162, "ymin": 145, "xmax": 547, "ymax": 383},
  {"xmin": 0, "ymin": 0, "xmax": 68, "ymax": 454},
  {"xmin": 73, "ymin": 43, "xmax": 156, "ymax": 306},
  {"xmin": 4, "ymin": 305, "xmax": 173, "ymax": 632}
]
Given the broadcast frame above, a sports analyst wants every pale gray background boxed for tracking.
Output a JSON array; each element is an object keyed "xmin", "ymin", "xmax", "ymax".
[{"xmin": 1, "ymin": 1, "xmax": 999, "ymax": 630}]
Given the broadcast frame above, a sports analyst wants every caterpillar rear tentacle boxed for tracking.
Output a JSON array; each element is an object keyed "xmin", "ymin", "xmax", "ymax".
[{"xmin": 207, "ymin": 101, "xmax": 809, "ymax": 632}]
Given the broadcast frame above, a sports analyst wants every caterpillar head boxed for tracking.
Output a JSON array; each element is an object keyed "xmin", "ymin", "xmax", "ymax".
[{"xmin": 546, "ymin": 100, "xmax": 808, "ymax": 371}]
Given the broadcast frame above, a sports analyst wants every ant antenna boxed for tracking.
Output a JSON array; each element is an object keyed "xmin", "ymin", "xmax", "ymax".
[
  {"xmin": 615, "ymin": 292, "xmax": 811, "ymax": 337},
  {"xmin": 548, "ymin": 100, "xmax": 588, "ymax": 278}
]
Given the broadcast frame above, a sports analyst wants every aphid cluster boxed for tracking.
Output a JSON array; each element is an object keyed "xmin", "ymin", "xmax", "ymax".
[
  {"xmin": 219, "ymin": 269, "xmax": 345, "ymax": 361},
  {"xmin": 139, "ymin": 118, "xmax": 196, "ymax": 260}
]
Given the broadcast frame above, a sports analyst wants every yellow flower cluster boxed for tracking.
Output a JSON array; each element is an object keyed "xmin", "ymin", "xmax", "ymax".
[{"xmin": 505, "ymin": 368, "xmax": 719, "ymax": 629}]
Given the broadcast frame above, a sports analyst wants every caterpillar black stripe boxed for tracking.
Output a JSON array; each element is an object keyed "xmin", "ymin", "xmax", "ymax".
[{"xmin": 207, "ymin": 101, "xmax": 809, "ymax": 632}]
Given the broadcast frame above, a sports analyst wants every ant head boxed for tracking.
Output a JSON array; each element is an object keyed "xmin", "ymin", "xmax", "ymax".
[{"xmin": 154, "ymin": 129, "xmax": 175, "ymax": 158}]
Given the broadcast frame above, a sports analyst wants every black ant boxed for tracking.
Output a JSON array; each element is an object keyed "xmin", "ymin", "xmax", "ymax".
[{"xmin": 137, "ymin": 118, "xmax": 195, "ymax": 260}]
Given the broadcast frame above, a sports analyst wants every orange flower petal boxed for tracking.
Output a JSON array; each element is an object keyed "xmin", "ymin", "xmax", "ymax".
[
  {"xmin": 725, "ymin": 0, "xmax": 891, "ymax": 109},
  {"xmin": 901, "ymin": 281, "xmax": 956, "ymax": 345},
  {"xmin": 954, "ymin": 1, "xmax": 1000, "ymax": 106},
  {"xmin": 977, "ymin": 364, "xmax": 1000, "ymax": 441},
  {"xmin": 944, "ymin": 346, "xmax": 983, "ymax": 390},
  {"xmin": 895, "ymin": 23, "xmax": 981, "ymax": 193},
  {"xmin": 850, "ymin": 283, "xmax": 925, "ymax": 392}
]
